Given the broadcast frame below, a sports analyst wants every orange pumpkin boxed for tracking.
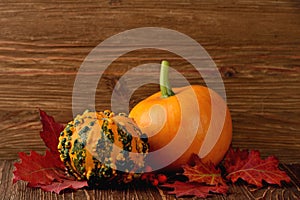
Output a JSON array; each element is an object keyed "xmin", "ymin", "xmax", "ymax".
[{"xmin": 129, "ymin": 61, "xmax": 232, "ymax": 172}]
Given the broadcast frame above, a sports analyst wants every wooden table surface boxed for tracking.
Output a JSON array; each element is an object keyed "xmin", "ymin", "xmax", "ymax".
[
  {"xmin": 0, "ymin": 0, "xmax": 299, "ymax": 199},
  {"xmin": 1, "ymin": 161, "xmax": 300, "ymax": 200}
]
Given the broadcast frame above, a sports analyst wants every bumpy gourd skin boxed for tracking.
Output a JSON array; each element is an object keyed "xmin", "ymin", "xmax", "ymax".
[{"xmin": 58, "ymin": 110, "xmax": 149, "ymax": 187}]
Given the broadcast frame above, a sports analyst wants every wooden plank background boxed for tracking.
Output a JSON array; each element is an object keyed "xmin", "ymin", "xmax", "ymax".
[
  {"xmin": 0, "ymin": 0, "xmax": 299, "ymax": 164},
  {"xmin": 0, "ymin": 0, "xmax": 300, "ymax": 199}
]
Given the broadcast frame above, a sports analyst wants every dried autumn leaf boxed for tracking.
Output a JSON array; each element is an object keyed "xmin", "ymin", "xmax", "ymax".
[
  {"xmin": 39, "ymin": 109, "xmax": 64, "ymax": 155},
  {"xmin": 183, "ymin": 154, "xmax": 226, "ymax": 186},
  {"xmin": 224, "ymin": 148, "xmax": 291, "ymax": 187},
  {"xmin": 13, "ymin": 150, "xmax": 66, "ymax": 186},
  {"xmin": 36, "ymin": 179, "xmax": 88, "ymax": 194},
  {"xmin": 162, "ymin": 181, "xmax": 228, "ymax": 198},
  {"xmin": 224, "ymin": 147, "xmax": 249, "ymax": 167}
]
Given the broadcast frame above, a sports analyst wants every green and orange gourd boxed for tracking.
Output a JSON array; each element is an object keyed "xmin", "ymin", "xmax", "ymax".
[{"xmin": 58, "ymin": 110, "xmax": 149, "ymax": 186}]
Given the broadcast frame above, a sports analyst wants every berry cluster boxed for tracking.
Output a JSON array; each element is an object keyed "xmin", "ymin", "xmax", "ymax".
[{"xmin": 140, "ymin": 173, "xmax": 168, "ymax": 186}]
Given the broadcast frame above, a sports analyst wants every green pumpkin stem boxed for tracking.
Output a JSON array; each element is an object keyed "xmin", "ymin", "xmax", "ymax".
[{"xmin": 160, "ymin": 60, "xmax": 175, "ymax": 98}]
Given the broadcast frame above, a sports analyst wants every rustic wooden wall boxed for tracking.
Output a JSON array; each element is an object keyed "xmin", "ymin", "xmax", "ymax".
[{"xmin": 0, "ymin": 0, "xmax": 299, "ymax": 163}]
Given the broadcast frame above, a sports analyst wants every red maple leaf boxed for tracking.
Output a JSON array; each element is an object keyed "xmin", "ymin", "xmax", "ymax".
[
  {"xmin": 160, "ymin": 154, "xmax": 228, "ymax": 198},
  {"xmin": 39, "ymin": 109, "xmax": 64, "ymax": 155},
  {"xmin": 13, "ymin": 110, "xmax": 88, "ymax": 193},
  {"xmin": 13, "ymin": 150, "xmax": 66, "ymax": 186},
  {"xmin": 36, "ymin": 179, "xmax": 88, "ymax": 194},
  {"xmin": 224, "ymin": 147, "xmax": 291, "ymax": 187},
  {"xmin": 223, "ymin": 147, "xmax": 249, "ymax": 167},
  {"xmin": 162, "ymin": 181, "xmax": 228, "ymax": 198},
  {"xmin": 182, "ymin": 154, "xmax": 226, "ymax": 186}
]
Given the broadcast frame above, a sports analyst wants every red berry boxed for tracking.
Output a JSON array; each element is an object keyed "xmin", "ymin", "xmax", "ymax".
[
  {"xmin": 151, "ymin": 178, "xmax": 159, "ymax": 186},
  {"xmin": 157, "ymin": 174, "xmax": 168, "ymax": 184},
  {"xmin": 140, "ymin": 173, "xmax": 148, "ymax": 181}
]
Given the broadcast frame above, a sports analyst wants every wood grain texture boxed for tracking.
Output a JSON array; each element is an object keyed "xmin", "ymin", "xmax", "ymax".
[
  {"xmin": 0, "ymin": 0, "xmax": 299, "ymax": 165},
  {"xmin": 1, "ymin": 160, "xmax": 300, "ymax": 200}
]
